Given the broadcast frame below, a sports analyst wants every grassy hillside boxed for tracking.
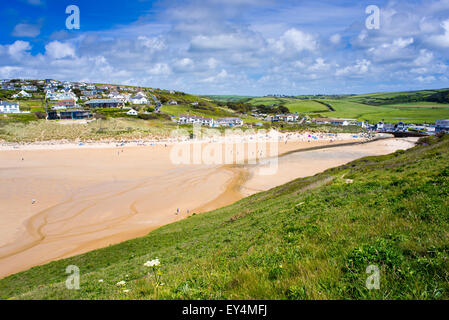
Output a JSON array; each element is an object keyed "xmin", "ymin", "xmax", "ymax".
[
  {"xmin": 1, "ymin": 134, "xmax": 448, "ymax": 300},
  {"xmin": 343, "ymin": 88, "xmax": 449, "ymax": 105},
  {"xmin": 317, "ymin": 99, "xmax": 449, "ymax": 123},
  {"xmin": 240, "ymin": 96, "xmax": 449, "ymax": 123}
]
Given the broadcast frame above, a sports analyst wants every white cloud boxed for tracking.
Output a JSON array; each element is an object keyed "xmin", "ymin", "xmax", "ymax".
[
  {"xmin": 416, "ymin": 75, "xmax": 436, "ymax": 83},
  {"xmin": 428, "ymin": 19, "xmax": 449, "ymax": 47},
  {"xmin": 336, "ymin": 59, "xmax": 371, "ymax": 76},
  {"xmin": 137, "ymin": 36, "xmax": 166, "ymax": 51},
  {"xmin": 201, "ymin": 69, "xmax": 228, "ymax": 83},
  {"xmin": 308, "ymin": 58, "xmax": 330, "ymax": 72},
  {"xmin": 329, "ymin": 33, "xmax": 341, "ymax": 45},
  {"xmin": 414, "ymin": 49, "xmax": 434, "ymax": 66},
  {"xmin": 271, "ymin": 28, "xmax": 317, "ymax": 54},
  {"xmin": 45, "ymin": 41, "xmax": 76, "ymax": 59},
  {"xmin": 7, "ymin": 40, "xmax": 31, "ymax": 56},
  {"xmin": 147, "ymin": 63, "xmax": 171, "ymax": 75},
  {"xmin": 12, "ymin": 23, "xmax": 41, "ymax": 37},
  {"xmin": 190, "ymin": 32, "xmax": 263, "ymax": 51}
]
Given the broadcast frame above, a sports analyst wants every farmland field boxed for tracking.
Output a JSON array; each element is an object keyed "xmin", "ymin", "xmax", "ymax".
[{"xmin": 238, "ymin": 96, "xmax": 449, "ymax": 123}]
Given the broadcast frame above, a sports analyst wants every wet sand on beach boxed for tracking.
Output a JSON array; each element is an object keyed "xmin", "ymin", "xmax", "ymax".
[{"xmin": 0, "ymin": 136, "xmax": 416, "ymax": 278}]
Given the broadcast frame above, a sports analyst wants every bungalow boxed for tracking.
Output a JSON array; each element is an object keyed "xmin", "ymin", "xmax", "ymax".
[
  {"xmin": 0, "ymin": 101, "xmax": 20, "ymax": 113},
  {"xmin": 12, "ymin": 90, "xmax": 32, "ymax": 98},
  {"xmin": 130, "ymin": 95, "xmax": 148, "ymax": 105},
  {"xmin": 214, "ymin": 117, "xmax": 243, "ymax": 127},
  {"xmin": 1, "ymin": 84, "xmax": 16, "ymax": 91},
  {"xmin": 330, "ymin": 119, "xmax": 356, "ymax": 126},
  {"xmin": 47, "ymin": 110, "xmax": 93, "ymax": 120},
  {"xmin": 126, "ymin": 109, "xmax": 138, "ymax": 116},
  {"xmin": 375, "ymin": 121, "xmax": 384, "ymax": 131},
  {"xmin": 394, "ymin": 122, "xmax": 407, "ymax": 132},
  {"xmin": 108, "ymin": 92, "xmax": 130, "ymax": 103},
  {"xmin": 313, "ymin": 118, "xmax": 332, "ymax": 125},
  {"xmin": 275, "ymin": 114, "xmax": 299, "ymax": 122},
  {"xmin": 21, "ymin": 85, "xmax": 37, "ymax": 91},
  {"xmin": 382, "ymin": 123, "xmax": 395, "ymax": 132},
  {"xmin": 356, "ymin": 121, "xmax": 369, "ymax": 128},
  {"xmin": 84, "ymin": 99, "xmax": 124, "ymax": 108},
  {"xmin": 178, "ymin": 114, "xmax": 214, "ymax": 127},
  {"xmin": 178, "ymin": 114, "xmax": 202, "ymax": 125},
  {"xmin": 81, "ymin": 90, "xmax": 98, "ymax": 97},
  {"xmin": 436, "ymin": 119, "xmax": 449, "ymax": 133}
]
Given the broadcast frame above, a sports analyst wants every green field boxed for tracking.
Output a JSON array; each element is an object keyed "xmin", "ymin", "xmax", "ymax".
[
  {"xmin": 1, "ymin": 134, "xmax": 448, "ymax": 300},
  {"xmin": 240, "ymin": 95, "xmax": 449, "ymax": 123},
  {"xmin": 322, "ymin": 100, "xmax": 449, "ymax": 123},
  {"xmin": 343, "ymin": 89, "xmax": 448, "ymax": 105}
]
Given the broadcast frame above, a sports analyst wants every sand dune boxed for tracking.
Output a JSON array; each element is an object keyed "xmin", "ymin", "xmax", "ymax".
[{"xmin": 0, "ymin": 134, "xmax": 417, "ymax": 278}]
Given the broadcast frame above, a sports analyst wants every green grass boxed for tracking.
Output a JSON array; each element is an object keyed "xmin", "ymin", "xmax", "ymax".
[
  {"xmin": 320, "ymin": 99, "xmax": 449, "ymax": 123},
  {"xmin": 241, "ymin": 94, "xmax": 449, "ymax": 123},
  {"xmin": 282, "ymin": 100, "xmax": 328, "ymax": 114},
  {"xmin": 343, "ymin": 89, "xmax": 447, "ymax": 105},
  {"xmin": 205, "ymin": 95, "xmax": 256, "ymax": 103},
  {"xmin": 1, "ymin": 134, "xmax": 448, "ymax": 300}
]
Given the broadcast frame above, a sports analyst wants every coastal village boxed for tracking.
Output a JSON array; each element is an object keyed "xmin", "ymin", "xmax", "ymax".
[{"xmin": 1, "ymin": 78, "xmax": 448, "ymax": 135}]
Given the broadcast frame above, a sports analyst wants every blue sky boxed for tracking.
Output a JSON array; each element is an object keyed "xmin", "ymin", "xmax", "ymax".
[{"xmin": 1, "ymin": 0, "xmax": 449, "ymax": 95}]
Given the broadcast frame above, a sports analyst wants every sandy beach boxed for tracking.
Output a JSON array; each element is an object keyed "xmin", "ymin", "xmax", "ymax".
[{"xmin": 0, "ymin": 132, "xmax": 417, "ymax": 278}]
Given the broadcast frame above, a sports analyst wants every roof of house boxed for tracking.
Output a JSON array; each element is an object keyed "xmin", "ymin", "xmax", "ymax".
[
  {"xmin": 179, "ymin": 114, "xmax": 213, "ymax": 121},
  {"xmin": 0, "ymin": 101, "xmax": 19, "ymax": 106},
  {"xmin": 216, "ymin": 117, "xmax": 242, "ymax": 122},
  {"xmin": 85, "ymin": 99, "xmax": 122, "ymax": 104}
]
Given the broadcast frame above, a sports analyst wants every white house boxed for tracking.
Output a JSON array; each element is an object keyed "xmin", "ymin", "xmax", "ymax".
[
  {"xmin": 356, "ymin": 121, "xmax": 369, "ymax": 128},
  {"xmin": 126, "ymin": 109, "xmax": 138, "ymax": 116},
  {"xmin": 436, "ymin": 119, "xmax": 449, "ymax": 132},
  {"xmin": 0, "ymin": 101, "xmax": 20, "ymax": 113},
  {"xmin": 12, "ymin": 90, "xmax": 32, "ymax": 98},
  {"xmin": 214, "ymin": 118, "xmax": 243, "ymax": 127},
  {"xmin": 375, "ymin": 122, "xmax": 385, "ymax": 131},
  {"xmin": 135, "ymin": 91, "xmax": 146, "ymax": 98},
  {"xmin": 275, "ymin": 114, "xmax": 299, "ymax": 122},
  {"xmin": 178, "ymin": 114, "xmax": 214, "ymax": 127},
  {"xmin": 169, "ymin": 100, "xmax": 178, "ymax": 105},
  {"xmin": 21, "ymin": 85, "xmax": 37, "ymax": 91},
  {"xmin": 130, "ymin": 95, "xmax": 148, "ymax": 105}
]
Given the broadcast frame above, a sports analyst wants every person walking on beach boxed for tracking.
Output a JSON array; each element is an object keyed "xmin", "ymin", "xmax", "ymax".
[{"xmin": 176, "ymin": 208, "xmax": 179, "ymax": 215}]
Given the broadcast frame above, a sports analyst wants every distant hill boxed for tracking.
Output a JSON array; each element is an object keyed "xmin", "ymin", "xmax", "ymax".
[{"xmin": 343, "ymin": 88, "xmax": 449, "ymax": 105}]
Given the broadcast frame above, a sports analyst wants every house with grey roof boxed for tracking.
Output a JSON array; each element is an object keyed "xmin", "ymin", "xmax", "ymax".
[{"xmin": 84, "ymin": 99, "xmax": 124, "ymax": 108}]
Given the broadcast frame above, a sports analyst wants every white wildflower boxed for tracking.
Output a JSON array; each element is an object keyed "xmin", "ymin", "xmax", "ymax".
[
  {"xmin": 98, "ymin": 279, "xmax": 104, "ymax": 283},
  {"xmin": 116, "ymin": 280, "xmax": 126, "ymax": 286},
  {"xmin": 144, "ymin": 258, "xmax": 160, "ymax": 267}
]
